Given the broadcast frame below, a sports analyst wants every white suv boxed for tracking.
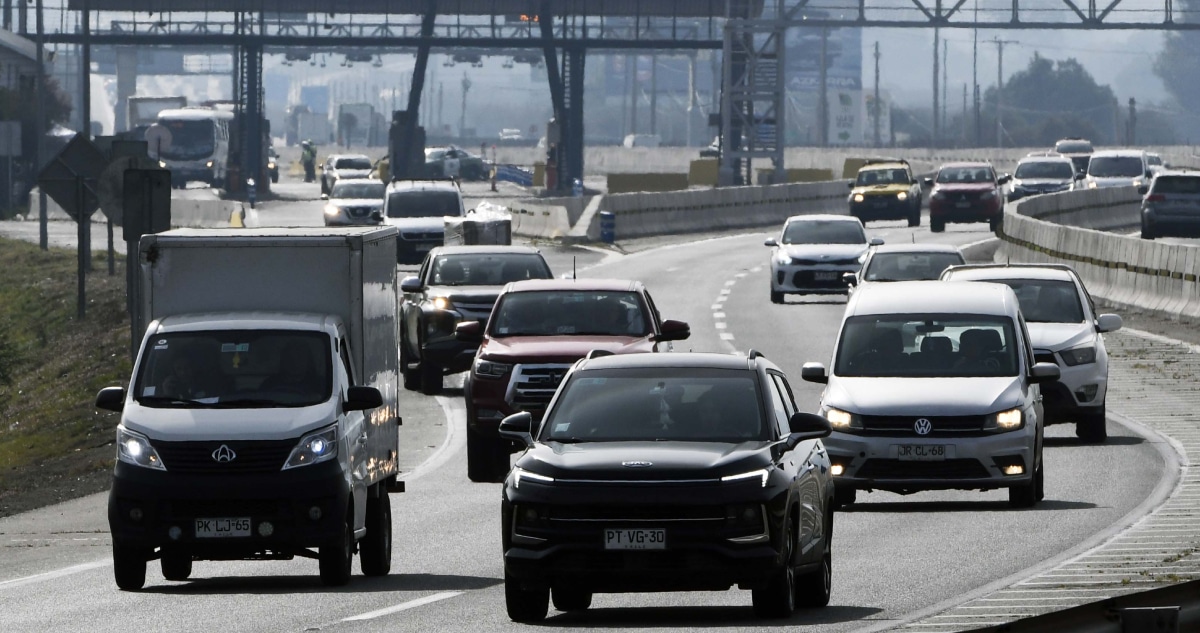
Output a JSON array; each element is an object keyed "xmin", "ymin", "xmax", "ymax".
[{"xmin": 940, "ymin": 264, "xmax": 1122, "ymax": 443}]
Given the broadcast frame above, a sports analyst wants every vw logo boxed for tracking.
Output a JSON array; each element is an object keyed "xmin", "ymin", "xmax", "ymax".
[
  {"xmin": 622, "ymin": 461, "xmax": 652, "ymax": 468},
  {"xmin": 913, "ymin": 419, "xmax": 933, "ymax": 436},
  {"xmin": 212, "ymin": 445, "xmax": 237, "ymax": 463}
]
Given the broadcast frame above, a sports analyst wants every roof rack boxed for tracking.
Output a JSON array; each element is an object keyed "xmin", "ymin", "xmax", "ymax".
[
  {"xmin": 585, "ymin": 349, "xmax": 614, "ymax": 360},
  {"xmin": 943, "ymin": 262, "xmax": 1079, "ymax": 275},
  {"xmin": 860, "ymin": 157, "xmax": 909, "ymax": 167},
  {"xmin": 747, "ymin": 349, "xmax": 765, "ymax": 360}
]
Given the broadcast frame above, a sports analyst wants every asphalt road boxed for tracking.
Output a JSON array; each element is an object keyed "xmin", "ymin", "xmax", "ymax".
[{"xmin": 0, "ymin": 182, "xmax": 1167, "ymax": 632}]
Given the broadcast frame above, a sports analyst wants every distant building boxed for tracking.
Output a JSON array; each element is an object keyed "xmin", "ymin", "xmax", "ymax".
[{"xmin": 0, "ymin": 28, "xmax": 38, "ymax": 91}]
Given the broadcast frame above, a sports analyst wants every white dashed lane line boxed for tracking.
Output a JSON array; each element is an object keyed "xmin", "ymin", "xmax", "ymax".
[{"xmin": 341, "ymin": 591, "xmax": 464, "ymax": 622}]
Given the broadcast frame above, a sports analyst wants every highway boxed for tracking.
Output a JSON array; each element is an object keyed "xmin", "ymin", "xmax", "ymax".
[{"xmin": 0, "ymin": 179, "xmax": 1171, "ymax": 632}]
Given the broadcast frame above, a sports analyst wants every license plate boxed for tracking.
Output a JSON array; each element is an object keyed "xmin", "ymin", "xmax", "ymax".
[
  {"xmin": 955, "ymin": 201, "xmax": 971, "ymax": 209},
  {"xmin": 195, "ymin": 517, "xmax": 251, "ymax": 538},
  {"xmin": 895, "ymin": 445, "xmax": 954, "ymax": 461},
  {"xmin": 813, "ymin": 271, "xmax": 838, "ymax": 281},
  {"xmin": 604, "ymin": 528, "xmax": 666, "ymax": 550}
]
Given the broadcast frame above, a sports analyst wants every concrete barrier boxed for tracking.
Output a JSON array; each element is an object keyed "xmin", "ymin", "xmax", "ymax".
[
  {"xmin": 607, "ymin": 173, "xmax": 691, "ymax": 194},
  {"xmin": 30, "ymin": 187, "xmax": 242, "ymax": 229}
]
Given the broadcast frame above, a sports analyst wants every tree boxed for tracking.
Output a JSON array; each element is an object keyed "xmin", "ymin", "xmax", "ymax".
[{"xmin": 1154, "ymin": 18, "xmax": 1200, "ymax": 141}]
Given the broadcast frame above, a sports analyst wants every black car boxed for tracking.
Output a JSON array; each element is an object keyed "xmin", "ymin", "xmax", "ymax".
[
  {"xmin": 498, "ymin": 351, "xmax": 834, "ymax": 622},
  {"xmin": 399, "ymin": 245, "xmax": 553, "ymax": 394}
]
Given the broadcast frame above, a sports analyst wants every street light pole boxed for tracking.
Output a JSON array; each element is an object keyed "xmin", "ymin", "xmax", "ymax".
[
  {"xmin": 460, "ymin": 73, "xmax": 471, "ymax": 139},
  {"xmin": 991, "ymin": 38, "xmax": 1017, "ymax": 147}
]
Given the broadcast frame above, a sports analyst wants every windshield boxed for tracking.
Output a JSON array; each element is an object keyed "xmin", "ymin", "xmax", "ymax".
[
  {"xmin": 834, "ymin": 314, "xmax": 1019, "ymax": 378},
  {"xmin": 334, "ymin": 157, "xmax": 372, "ymax": 170},
  {"xmin": 1152, "ymin": 176, "xmax": 1200, "ymax": 195},
  {"xmin": 989, "ymin": 279, "xmax": 1085, "ymax": 323},
  {"xmin": 541, "ymin": 368, "xmax": 768, "ymax": 442},
  {"xmin": 428, "ymin": 253, "xmax": 551, "ymax": 286},
  {"xmin": 157, "ymin": 119, "xmax": 215, "ymax": 160},
  {"xmin": 1088, "ymin": 156, "xmax": 1144, "ymax": 177},
  {"xmin": 491, "ymin": 290, "xmax": 649, "ymax": 337},
  {"xmin": 856, "ymin": 168, "xmax": 910, "ymax": 186},
  {"xmin": 1015, "ymin": 161, "xmax": 1075, "ymax": 180},
  {"xmin": 782, "ymin": 220, "xmax": 865, "ymax": 245},
  {"xmin": 864, "ymin": 252, "xmax": 965, "ymax": 282},
  {"xmin": 386, "ymin": 191, "xmax": 461, "ymax": 218},
  {"xmin": 133, "ymin": 331, "xmax": 332, "ymax": 408},
  {"xmin": 936, "ymin": 166, "xmax": 996, "ymax": 184},
  {"xmin": 331, "ymin": 181, "xmax": 385, "ymax": 199}
]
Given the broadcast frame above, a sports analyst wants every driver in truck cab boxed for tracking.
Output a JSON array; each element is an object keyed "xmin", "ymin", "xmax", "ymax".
[{"xmin": 261, "ymin": 343, "xmax": 323, "ymax": 394}]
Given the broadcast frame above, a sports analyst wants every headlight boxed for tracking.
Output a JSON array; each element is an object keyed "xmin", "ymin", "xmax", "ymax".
[
  {"xmin": 852, "ymin": 193, "xmax": 864, "ymax": 203},
  {"xmin": 1132, "ymin": 178, "xmax": 1144, "ymax": 187},
  {"xmin": 984, "ymin": 408, "xmax": 1024, "ymax": 432},
  {"xmin": 897, "ymin": 191, "xmax": 908, "ymax": 201},
  {"xmin": 513, "ymin": 467, "xmax": 554, "ymax": 489},
  {"xmin": 117, "ymin": 427, "xmax": 166, "ymax": 470},
  {"xmin": 823, "ymin": 407, "xmax": 861, "ymax": 430},
  {"xmin": 158, "ymin": 160, "xmax": 167, "ymax": 168},
  {"xmin": 431, "ymin": 296, "xmax": 454, "ymax": 311},
  {"xmin": 1060, "ymin": 345, "xmax": 1097, "ymax": 366},
  {"xmin": 775, "ymin": 252, "xmax": 793, "ymax": 265},
  {"xmin": 324, "ymin": 204, "xmax": 341, "ymax": 216},
  {"xmin": 267, "ymin": 161, "xmax": 276, "ymax": 170},
  {"xmin": 283, "ymin": 425, "xmax": 338, "ymax": 470},
  {"xmin": 931, "ymin": 190, "xmax": 945, "ymax": 200},
  {"xmin": 1088, "ymin": 180, "xmax": 1098, "ymax": 189},
  {"xmin": 721, "ymin": 468, "xmax": 769, "ymax": 487},
  {"xmin": 474, "ymin": 358, "xmax": 512, "ymax": 378},
  {"xmin": 206, "ymin": 160, "xmax": 214, "ymax": 168}
]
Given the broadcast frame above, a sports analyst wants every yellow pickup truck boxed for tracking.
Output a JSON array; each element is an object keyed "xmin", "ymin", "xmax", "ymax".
[{"xmin": 847, "ymin": 158, "xmax": 923, "ymax": 227}]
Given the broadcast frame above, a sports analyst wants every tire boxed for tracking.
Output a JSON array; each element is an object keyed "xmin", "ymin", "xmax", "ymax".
[
  {"xmin": 795, "ymin": 512, "xmax": 832, "ymax": 608},
  {"xmin": 1141, "ymin": 227, "xmax": 1155, "ymax": 240},
  {"xmin": 989, "ymin": 217, "xmax": 1002, "ymax": 233},
  {"xmin": 1035, "ymin": 460, "xmax": 1046, "ymax": 502},
  {"xmin": 467, "ymin": 427, "xmax": 510, "ymax": 483},
  {"xmin": 400, "ymin": 340, "xmax": 420, "ymax": 391},
  {"xmin": 552, "ymin": 586, "xmax": 593, "ymax": 612},
  {"xmin": 419, "ymin": 359, "xmax": 443, "ymax": 396},
  {"xmin": 1076, "ymin": 406, "xmax": 1108, "ymax": 444},
  {"xmin": 271, "ymin": 172, "xmax": 279, "ymax": 184},
  {"xmin": 160, "ymin": 549, "xmax": 192, "ymax": 581},
  {"xmin": 113, "ymin": 542, "xmax": 147, "ymax": 590},
  {"xmin": 907, "ymin": 208, "xmax": 920, "ymax": 227},
  {"xmin": 930, "ymin": 219, "xmax": 945, "ymax": 233},
  {"xmin": 359, "ymin": 492, "xmax": 392, "ymax": 577},
  {"xmin": 752, "ymin": 514, "xmax": 796, "ymax": 618},
  {"xmin": 1008, "ymin": 462, "xmax": 1040, "ymax": 508},
  {"xmin": 833, "ymin": 485, "xmax": 857, "ymax": 510},
  {"xmin": 505, "ymin": 569, "xmax": 549, "ymax": 622},
  {"xmin": 771, "ymin": 289, "xmax": 784, "ymax": 304},
  {"xmin": 319, "ymin": 515, "xmax": 354, "ymax": 586}
]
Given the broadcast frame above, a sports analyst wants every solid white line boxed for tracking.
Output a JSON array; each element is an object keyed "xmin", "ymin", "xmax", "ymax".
[
  {"xmin": 720, "ymin": 333, "xmax": 735, "ymax": 340},
  {"xmin": 342, "ymin": 591, "xmax": 464, "ymax": 621},
  {"xmin": 0, "ymin": 560, "xmax": 111, "ymax": 590},
  {"xmin": 404, "ymin": 396, "xmax": 465, "ymax": 483}
]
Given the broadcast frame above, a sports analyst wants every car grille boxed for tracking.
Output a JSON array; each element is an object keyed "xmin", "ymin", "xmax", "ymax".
[
  {"xmin": 948, "ymin": 191, "xmax": 984, "ymax": 202},
  {"xmin": 346, "ymin": 206, "xmax": 377, "ymax": 218},
  {"xmin": 548, "ymin": 505, "xmax": 725, "ymax": 523},
  {"xmin": 163, "ymin": 498, "xmax": 289, "ymax": 519},
  {"xmin": 153, "ymin": 440, "xmax": 295, "ymax": 474},
  {"xmin": 453, "ymin": 298, "xmax": 497, "ymax": 321},
  {"xmin": 508, "ymin": 363, "xmax": 572, "ymax": 409},
  {"xmin": 399, "ymin": 229, "xmax": 443, "ymax": 242},
  {"xmin": 792, "ymin": 271, "xmax": 849, "ymax": 288},
  {"xmin": 856, "ymin": 458, "xmax": 991, "ymax": 480},
  {"xmin": 858, "ymin": 415, "xmax": 988, "ymax": 436},
  {"xmin": 555, "ymin": 550, "xmax": 727, "ymax": 572},
  {"xmin": 790, "ymin": 257, "xmax": 859, "ymax": 266}
]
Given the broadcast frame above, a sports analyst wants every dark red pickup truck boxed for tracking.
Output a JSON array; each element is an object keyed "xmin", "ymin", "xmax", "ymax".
[{"xmin": 455, "ymin": 278, "xmax": 690, "ymax": 482}]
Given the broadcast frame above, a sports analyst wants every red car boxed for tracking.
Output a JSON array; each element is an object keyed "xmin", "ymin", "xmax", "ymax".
[
  {"xmin": 455, "ymin": 278, "xmax": 690, "ymax": 482},
  {"xmin": 924, "ymin": 162, "xmax": 1011, "ymax": 233}
]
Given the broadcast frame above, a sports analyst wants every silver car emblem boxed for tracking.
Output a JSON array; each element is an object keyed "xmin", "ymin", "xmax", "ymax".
[
  {"xmin": 914, "ymin": 419, "xmax": 933, "ymax": 436},
  {"xmin": 622, "ymin": 461, "xmax": 652, "ymax": 468},
  {"xmin": 212, "ymin": 445, "xmax": 237, "ymax": 463}
]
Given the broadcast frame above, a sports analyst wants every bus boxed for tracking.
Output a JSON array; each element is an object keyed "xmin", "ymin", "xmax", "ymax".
[{"xmin": 152, "ymin": 107, "xmax": 234, "ymax": 189}]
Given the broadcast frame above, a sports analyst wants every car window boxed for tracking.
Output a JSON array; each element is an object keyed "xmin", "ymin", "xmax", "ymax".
[
  {"xmin": 834, "ymin": 314, "xmax": 1019, "ymax": 378},
  {"xmin": 864, "ymin": 252, "xmax": 966, "ymax": 282},
  {"xmin": 1151, "ymin": 176, "xmax": 1200, "ymax": 195},
  {"xmin": 430, "ymin": 253, "xmax": 551, "ymax": 286},
  {"xmin": 1055, "ymin": 140, "xmax": 1093, "ymax": 153},
  {"xmin": 335, "ymin": 157, "xmax": 372, "ymax": 170},
  {"xmin": 990, "ymin": 279, "xmax": 1085, "ymax": 324},
  {"xmin": 936, "ymin": 167, "xmax": 996, "ymax": 184},
  {"xmin": 491, "ymin": 290, "xmax": 649, "ymax": 337},
  {"xmin": 782, "ymin": 220, "xmax": 865, "ymax": 245},
  {"xmin": 540, "ymin": 368, "xmax": 768, "ymax": 443},
  {"xmin": 330, "ymin": 181, "xmax": 385, "ymax": 199},
  {"xmin": 856, "ymin": 168, "xmax": 907, "ymax": 186},
  {"xmin": 1014, "ymin": 161, "xmax": 1075, "ymax": 180},
  {"xmin": 1088, "ymin": 156, "xmax": 1144, "ymax": 177},
  {"xmin": 386, "ymin": 190, "xmax": 462, "ymax": 218}
]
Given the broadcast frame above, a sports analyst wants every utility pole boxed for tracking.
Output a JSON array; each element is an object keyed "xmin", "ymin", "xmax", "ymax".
[
  {"xmin": 650, "ymin": 52, "xmax": 658, "ymax": 136},
  {"xmin": 991, "ymin": 37, "xmax": 1017, "ymax": 148},
  {"xmin": 873, "ymin": 41, "xmax": 881, "ymax": 147},
  {"xmin": 818, "ymin": 27, "xmax": 828, "ymax": 146},
  {"xmin": 972, "ymin": 0, "xmax": 980, "ymax": 145},
  {"xmin": 933, "ymin": 27, "xmax": 939, "ymax": 146},
  {"xmin": 459, "ymin": 73, "xmax": 471, "ymax": 139},
  {"xmin": 941, "ymin": 39, "xmax": 947, "ymax": 142}
]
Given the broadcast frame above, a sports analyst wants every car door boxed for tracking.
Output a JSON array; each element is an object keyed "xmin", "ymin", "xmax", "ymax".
[
  {"xmin": 337, "ymin": 329, "xmax": 369, "ymax": 532},
  {"xmin": 767, "ymin": 371, "xmax": 822, "ymax": 557},
  {"xmin": 444, "ymin": 150, "xmax": 461, "ymax": 178},
  {"xmin": 403, "ymin": 257, "xmax": 434, "ymax": 357}
]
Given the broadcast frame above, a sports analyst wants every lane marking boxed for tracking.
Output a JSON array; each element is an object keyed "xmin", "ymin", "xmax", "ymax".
[
  {"xmin": 720, "ymin": 333, "xmax": 735, "ymax": 341},
  {"xmin": 405, "ymin": 395, "xmax": 466, "ymax": 483},
  {"xmin": 341, "ymin": 591, "xmax": 464, "ymax": 621},
  {"xmin": 715, "ymin": 322, "xmax": 727, "ymax": 330},
  {"xmin": 0, "ymin": 560, "xmax": 111, "ymax": 590},
  {"xmin": 713, "ymin": 312, "xmax": 726, "ymax": 319}
]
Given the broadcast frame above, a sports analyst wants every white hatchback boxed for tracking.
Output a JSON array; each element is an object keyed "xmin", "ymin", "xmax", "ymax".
[
  {"xmin": 940, "ymin": 264, "xmax": 1122, "ymax": 443},
  {"xmin": 764, "ymin": 214, "xmax": 881, "ymax": 304}
]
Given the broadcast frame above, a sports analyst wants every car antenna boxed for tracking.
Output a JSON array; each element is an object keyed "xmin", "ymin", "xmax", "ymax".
[{"xmin": 573, "ymin": 256, "xmax": 577, "ymax": 281}]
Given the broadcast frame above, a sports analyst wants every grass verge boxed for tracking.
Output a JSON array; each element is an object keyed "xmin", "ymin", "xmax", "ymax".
[{"xmin": 0, "ymin": 237, "xmax": 130, "ymax": 518}]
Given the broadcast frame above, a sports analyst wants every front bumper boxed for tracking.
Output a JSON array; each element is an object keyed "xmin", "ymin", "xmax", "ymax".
[
  {"xmin": 108, "ymin": 460, "xmax": 349, "ymax": 558},
  {"xmin": 850, "ymin": 196, "xmax": 912, "ymax": 220},
  {"xmin": 825, "ymin": 428, "xmax": 1036, "ymax": 493},
  {"xmin": 770, "ymin": 262, "xmax": 857, "ymax": 295},
  {"xmin": 929, "ymin": 198, "xmax": 1002, "ymax": 224},
  {"xmin": 1142, "ymin": 208, "xmax": 1200, "ymax": 238}
]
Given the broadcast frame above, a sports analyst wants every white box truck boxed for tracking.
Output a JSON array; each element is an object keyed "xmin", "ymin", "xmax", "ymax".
[{"xmin": 96, "ymin": 226, "xmax": 402, "ymax": 590}]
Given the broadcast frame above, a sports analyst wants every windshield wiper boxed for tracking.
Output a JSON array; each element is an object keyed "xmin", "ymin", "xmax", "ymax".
[
  {"xmin": 548, "ymin": 437, "xmax": 588, "ymax": 444},
  {"xmin": 211, "ymin": 398, "xmax": 280, "ymax": 408},
  {"xmin": 137, "ymin": 396, "xmax": 209, "ymax": 407}
]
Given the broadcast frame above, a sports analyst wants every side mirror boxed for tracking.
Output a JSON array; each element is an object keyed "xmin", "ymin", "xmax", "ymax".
[
  {"xmin": 456, "ymin": 320, "xmax": 484, "ymax": 342},
  {"xmin": 1137, "ymin": 186, "xmax": 1149, "ymax": 196},
  {"xmin": 788, "ymin": 411, "xmax": 833, "ymax": 439},
  {"xmin": 842, "ymin": 272, "xmax": 857, "ymax": 287},
  {"xmin": 922, "ymin": 177, "xmax": 934, "ymax": 187},
  {"xmin": 1030, "ymin": 362, "xmax": 1061, "ymax": 384},
  {"xmin": 998, "ymin": 174, "xmax": 1012, "ymax": 185},
  {"xmin": 499, "ymin": 411, "xmax": 535, "ymax": 448},
  {"xmin": 846, "ymin": 181, "xmax": 855, "ymax": 189},
  {"xmin": 320, "ymin": 193, "xmax": 329, "ymax": 200},
  {"xmin": 657, "ymin": 319, "xmax": 691, "ymax": 342},
  {"xmin": 400, "ymin": 275, "xmax": 423, "ymax": 293},
  {"xmin": 869, "ymin": 237, "xmax": 885, "ymax": 247},
  {"xmin": 1096, "ymin": 313, "xmax": 1123, "ymax": 333},
  {"xmin": 1146, "ymin": 170, "xmax": 1154, "ymax": 179},
  {"xmin": 95, "ymin": 386, "xmax": 126, "ymax": 412},
  {"xmin": 800, "ymin": 362, "xmax": 828, "ymax": 384},
  {"xmin": 764, "ymin": 237, "xmax": 779, "ymax": 247},
  {"xmin": 344, "ymin": 386, "xmax": 384, "ymax": 412}
]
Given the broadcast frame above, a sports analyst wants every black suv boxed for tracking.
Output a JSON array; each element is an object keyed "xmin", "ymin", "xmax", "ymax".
[
  {"xmin": 1053, "ymin": 137, "xmax": 1094, "ymax": 176},
  {"xmin": 399, "ymin": 245, "xmax": 553, "ymax": 394},
  {"xmin": 498, "ymin": 351, "xmax": 834, "ymax": 622}
]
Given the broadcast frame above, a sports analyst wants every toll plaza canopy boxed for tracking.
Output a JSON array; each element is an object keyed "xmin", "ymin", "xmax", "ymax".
[{"xmin": 68, "ymin": 0, "xmax": 737, "ymax": 18}]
